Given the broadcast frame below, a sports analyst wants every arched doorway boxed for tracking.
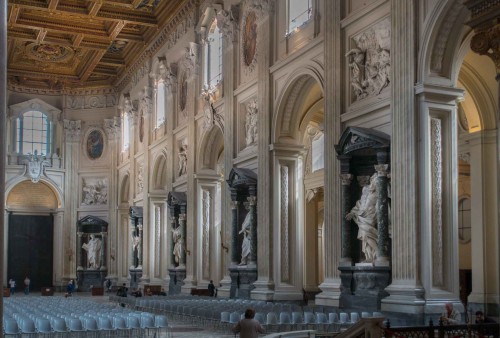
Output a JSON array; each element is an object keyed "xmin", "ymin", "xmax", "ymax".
[{"xmin": 6, "ymin": 180, "xmax": 59, "ymax": 291}]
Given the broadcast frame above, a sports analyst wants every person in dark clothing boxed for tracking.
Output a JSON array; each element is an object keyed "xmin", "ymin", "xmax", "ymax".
[
  {"xmin": 475, "ymin": 311, "xmax": 496, "ymax": 323},
  {"xmin": 232, "ymin": 308, "xmax": 265, "ymax": 338},
  {"xmin": 208, "ymin": 280, "xmax": 216, "ymax": 297}
]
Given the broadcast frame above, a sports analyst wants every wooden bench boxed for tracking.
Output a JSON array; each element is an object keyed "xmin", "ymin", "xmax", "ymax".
[
  {"xmin": 190, "ymin": 288, "xmax": 211, "ymax": 296},
  {"xmin": 144, "ymin": 285, "xmax": 163, "ymax": 295}
]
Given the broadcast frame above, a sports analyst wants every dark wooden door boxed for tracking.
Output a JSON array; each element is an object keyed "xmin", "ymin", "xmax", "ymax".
[{"xmin": 8, "ymin": 214, "xmax": 54, "ymax": 292}]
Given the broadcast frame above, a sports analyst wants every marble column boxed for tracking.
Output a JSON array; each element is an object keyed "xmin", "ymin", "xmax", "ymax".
[
  {"xmin": 230, "ymin": 201, "xmax": 239, "ymax": 265},
  {"xmin": 375, "ymin": 164, "xmax": 390, "ymax": 266},
  {"xmin": 340, "ymin": 174, "xmax": 353, "ymax": 265},
  {"xmin": 77, "ymin": 232, "xmax": 84, "ymax": 270},
  {"xmin": 179, "ymin": 213, "xmax": 186, "ymax": 267},
  {"xmin": 137, "ymin": 221, "xmax": 143, "ymax": 269},
  {"xmin": 248, "ymin": 196, "xmax": 257, "ymax": 266},
  {"xmin": 100, "ymin": 232, "xmax": 107, "ymax": 270}
]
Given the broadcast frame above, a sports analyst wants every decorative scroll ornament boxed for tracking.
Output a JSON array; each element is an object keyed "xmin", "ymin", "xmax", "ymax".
[
  {"xmin": 217, "ymin": 7, "xmax": 239, "ymax": 42},
  {"xmin": 471, "ymin": 24, "xmax": 500, "ymax": 72},
  {"xmin": 22, "ymin": 150, "xmax": 51, "ymax": 183},
  {"xmin": 64, "ymin": 119, "xmax": 81, "ymax": 142}
]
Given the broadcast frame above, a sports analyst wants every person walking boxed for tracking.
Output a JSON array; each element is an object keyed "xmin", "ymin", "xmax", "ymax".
[
  {"xmin": 232, "ymin": 308, "xmax": 265, "ymax": 338},
  {"xmin": 24, "ymin": 276, "xmax": 30, "ymax": 295},
  {"xmin": 8, "ymin": 278, "xmax": 16, "ymax": 295},
  {"xmin": 208, "ymin": 280, "xmax": 216, "ymax": 297}
]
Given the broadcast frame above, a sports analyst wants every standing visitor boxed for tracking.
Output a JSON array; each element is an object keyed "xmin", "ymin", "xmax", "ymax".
[{"xmin": 24, "ymin": 276, "xmax": 30, "ymax": 295}]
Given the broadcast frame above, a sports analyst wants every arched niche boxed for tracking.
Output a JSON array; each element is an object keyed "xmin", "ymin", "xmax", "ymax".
[{"xmin": 151, "ymin": 152, "xmax": 168, "ymax": 190}]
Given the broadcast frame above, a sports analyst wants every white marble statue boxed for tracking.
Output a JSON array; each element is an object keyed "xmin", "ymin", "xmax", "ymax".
[
  {"xmin": 238, "ymin": 210, "xmax": 253, "ymax": 265},
  {"xmin": 346, "ymin": 173, "xmax": 378, "ymax": 262},
  {"xmin": 172, "ymin": 225, "xmax": 183, "ymax": 265},
  {"xmin": 82, "ymin": 234, "xmax": 102, "ymax": 269}
]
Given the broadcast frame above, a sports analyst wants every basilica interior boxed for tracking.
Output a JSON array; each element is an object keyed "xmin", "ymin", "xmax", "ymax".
[{"xmin": 2, "ymin": 0, "xmax": 500, "ymax": 327}]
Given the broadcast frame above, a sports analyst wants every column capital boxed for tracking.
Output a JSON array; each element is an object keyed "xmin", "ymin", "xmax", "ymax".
[
  {"xmin": 230, "ymin": 200, "xmax": 239, "ymax": 209},
  {"xmin": 375, "ymin": 164, "xmax": 390, "ymax": 176},
  {"xmin": 247, "ymin": 195, "xmax": 257, "ymax": 205},
  {"xmin": 471, "ymin": 24, "xmax": 500, "ymax": 73},
  {"xmin": 340, "ymin": 174, "xmax": 353, "ymax": 185}
]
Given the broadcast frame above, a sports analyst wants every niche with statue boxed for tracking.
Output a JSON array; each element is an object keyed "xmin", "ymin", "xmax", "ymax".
[{"xmin": 76, "ymin": 215, "xmax": 108, "ymax": 292}]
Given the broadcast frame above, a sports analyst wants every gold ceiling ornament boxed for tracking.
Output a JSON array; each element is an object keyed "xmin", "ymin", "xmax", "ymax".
[
  {"xmin": 25, "ymin": 42, "xmax": 75, "ymax": 63},
  {"xmin": 470, "ymin": 24, "xmax": 500, "ymax": 73}
]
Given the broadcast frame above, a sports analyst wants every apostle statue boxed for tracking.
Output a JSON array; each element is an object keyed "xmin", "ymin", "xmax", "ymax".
[
  {"xmin": 238, "ymin": 209, "xmax": 253, "ymax": 265},
  {"xmin": 346, "ymin": 173, "xmax": 378, "ymax": 262},
  {"xmin": 82, "ymin": 234, "xmax": 102, "ymax": 269},
  {"xmin": 172, "ymin": 225, "xmax": 183, "ymax": 265}
]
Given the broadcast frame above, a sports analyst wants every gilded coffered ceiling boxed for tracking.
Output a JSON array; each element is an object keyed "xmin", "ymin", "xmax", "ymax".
[{"xmin": 7, "ymin": 0, "xmax": 187, "ymax": 91}]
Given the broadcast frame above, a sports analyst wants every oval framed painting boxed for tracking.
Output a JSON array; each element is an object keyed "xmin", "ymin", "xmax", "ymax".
[
  {"xmin": 86, "ymin": 129, "xmax": 104, "ymax": 160},
  {"xmin": 243, "ymin": 11, "xmax": 257, "ymax": 67}
]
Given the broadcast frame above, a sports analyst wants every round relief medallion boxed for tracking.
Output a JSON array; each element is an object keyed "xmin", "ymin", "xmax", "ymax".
[
  {"xmin": 243, "ymin": 11, "xmax": 257, "ymax": 67},
  {"xmin": 86, "ymin": 130, "xmax": 104, "ymax": 160},
  {"xmin": 26, "ymin": 42, "xmax": 74, "ymax": 63}
]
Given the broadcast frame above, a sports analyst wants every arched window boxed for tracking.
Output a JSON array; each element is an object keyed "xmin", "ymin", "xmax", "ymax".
[
  {"xmin": 287, "ymin": 0, "xmax": 312, "ymax": 34},
  {"xmin": 458, "ymin": 197, "xmax": 471, "ymax": 243},
  {"xmin": 311, "ymin": 131, "xmax": 324, "ymax": 172},
  {"xmin": 16, "ymin": 111, "xmax": 52, "ymax": 155},
  {"xmin": 156, "ymin": 81, "xmax": 166, "ymax": 128},
  {"xmin": 122, "ymin": 112, "xmax": 130, "ymax": 150},
  {"xmin": 203, "ymin": 20, "xmax": 222, "ymax": 90}
]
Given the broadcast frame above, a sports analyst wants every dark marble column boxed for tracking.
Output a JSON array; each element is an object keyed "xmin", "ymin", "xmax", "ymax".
[
  {"xmin": 340, "ymin": 174, "xmax": 353, "ymax": 265},
  {"xmin": 137, "ymin": 220, "xmax": 143, "ymax": 269},
  {"xmin": 77, "ymin": 231, "xmax": 84, "ymax": 270},
  {"xmin": 100, "ymin": 232, "xmax": 107, "ymax": 270},
  {"xmin": 231, "ymin": 201, "xmax": 239, "ymax": 265},
  {"xmin": 248, "ymin": 196, "xmax": 257, "ymax": 266},
  {"xmin": 375, "ymin": 164, "xmax": 390, "ymax": 266},
  {"xmin": 179, "ymin": 213, "xmax": 186, "ymax": 267}
]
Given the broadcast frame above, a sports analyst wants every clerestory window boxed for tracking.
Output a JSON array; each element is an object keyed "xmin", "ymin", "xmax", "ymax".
[
  {"xmin": 156, "ymin": 81, "xmax": 166, "ymax": 128},
  {"xmin": 287, "ymin": 0, "xmax": 312, "ymax": 35},
  {"xmin": 203, "ymin": 20, "xmax": 223, "ymax": 90},
  {"xmin": 16, "ymin": 111, "xmax": 52, "ymax": 155}
]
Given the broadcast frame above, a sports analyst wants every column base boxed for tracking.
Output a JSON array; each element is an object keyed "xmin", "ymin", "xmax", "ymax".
[
  {"xmin": 315, "ymin": 278, "xmax": 341, "ymax": 307},
  {"xmin": 217, "ymin": 276, "xmax": 233, "ymax": 298},
  {"xmin": 250, "ymin": 279, "xmax": 274, "ymax": 301},
  {"xmin": 229, "ymin": 266, "xmax": 257, "ymax": 299},
  {"xmin": 168, "ymin": 268, "xmax": 186, "ymax": 295},
  {"xmin": 381, "ymin": 282, "xmax": 426, "ymax": 325}
]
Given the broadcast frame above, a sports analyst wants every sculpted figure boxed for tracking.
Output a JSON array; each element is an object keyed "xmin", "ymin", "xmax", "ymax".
[
  {"xmin": 238, "ymin": 210, "xmax": 253, "ymax": 265},
  {"xmin": 178, "ymin": 143, "xmax": 188, "ymax": 176},
  {"xmin": 245, "ymin": 100, "xmax": 258, "ymax": 146},
  {"xmin": 346, "ymin": 48, "xmax": 368, "ymax": 99},
  {"xmin": 82, "ymin": 234, "xmax": 102, "ymax": 269},
  {"xmin": 172, "ymin": 225, "xmax": 183, "ymax": 265},
  {"xmin": 346, "ymin": 173, "xmax": 378, "ymax": 262}
]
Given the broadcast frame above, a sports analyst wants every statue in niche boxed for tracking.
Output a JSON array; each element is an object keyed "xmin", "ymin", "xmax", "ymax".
[
  {"xmin": 178, "ymin": 143, "xmax": 188, "ymax": 176},
  {"xmin": 245, "ymin": 100, "xmax": 258, "ymax": 146},
  {"xmin": 172, "ymin": 225, "xmax": 183, "ymax": 265},
  {"xmin": 132, "ymin": 233, "xmax": 140, "ymax": 267},
  {"xmin": 238, "ymin": 207, "xmax": 254, "ymax": 265},
  {"xmin": 346, "ymin": 173, "xmax": 378, "ymax": 262},
  {"xmin": 82, "ymin": 234, "xmax": 102, "ymax": 269}
]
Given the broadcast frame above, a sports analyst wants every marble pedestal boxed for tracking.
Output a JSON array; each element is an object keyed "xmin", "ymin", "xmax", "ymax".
[
  {"xmin": 339, "ymin": 265, "xmax": 391, "ymax": 311},
  {"xmin": 129, "ymin": 268, "xmax": 143, "ymax": 290},
  {"xmin": 77, "ymin": 269, "xmax": 107, "ymax": 292},
  {"xmin": 168, "ymin": 268, "xmax": 186, "ymax": 295},
  {"xmin": 229, "ymin": 266, "xmax": 258, "ymax": 299}
]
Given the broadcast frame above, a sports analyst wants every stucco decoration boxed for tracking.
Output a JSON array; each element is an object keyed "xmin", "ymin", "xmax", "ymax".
[
  {"xmin": 123, "ymin": 94, "xmax": 138, "ymax": 123},
  {"xmin": 137, "ymin": 163, "xmax": 144, "ymax": 193},
  {"xmin": 217, "ymin": 6, "xmax": 239, "ymax": 42},
  {"xmin": 201, "ymin": 90, "xmax": 225, "ymax": 132},
  {"xmin": 81, "ymin": 177, "xmax": 108, "ymax": 206},
  {"xmin": 181, "ymin": 42, "xmax": 199, "ymax": 80},
  {"xmin": 21, "ymin": 150, "xmax": 51, "ymax": 183},
  {"xmin": 346, "ymin": 18, "xmax": 391, "ymax": 101},
  {"xmin": 104, "ymin": 117, "xmax": 120, "ymax": 141},
  {"xmin": 245, "ymin": 99, "xmax": 258, "ymax": 146},
  {"xmin": 64, "ymin": 119, "xmax": 82, "ymax": 143}
]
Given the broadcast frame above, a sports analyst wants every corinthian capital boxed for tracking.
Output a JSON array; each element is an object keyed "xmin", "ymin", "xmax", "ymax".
[{"xmin": 471, "ymin": 24, "xmax": 500, "ymax": 72}]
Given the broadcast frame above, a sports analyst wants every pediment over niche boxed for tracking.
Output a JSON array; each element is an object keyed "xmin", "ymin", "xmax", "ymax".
[
  {"xmin": 335, "ymin": 127, "xmax": 390, "ymax": 157},
  {"xmin": 77, "ymin": 215, "xmax": 108, "ymax": 233},
  {"xmin": 129, "ymin": 206, "xmax": 143, "ymax": 218},
  {"xmin": 227, "ymin": 168, "xmax": 257, "ymax": 189},
  {"xmin": 167, "ymin": 192, "xmax": 187, "ymax": 207}
]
